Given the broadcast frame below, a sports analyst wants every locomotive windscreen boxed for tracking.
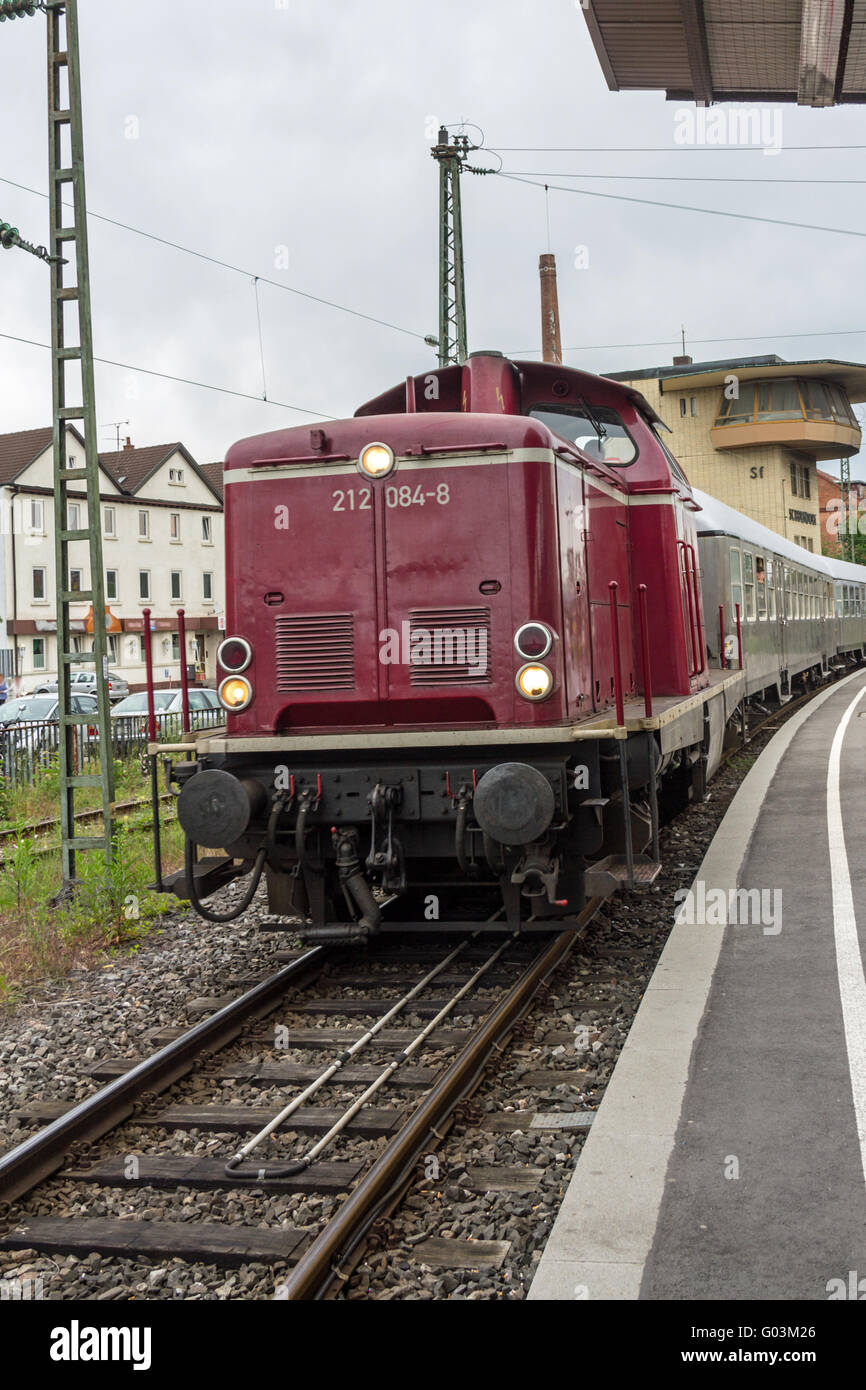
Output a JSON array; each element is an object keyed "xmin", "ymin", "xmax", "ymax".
[{"xmin": 528, "ymin": 404, "xmax": 637, "ymax": 466}]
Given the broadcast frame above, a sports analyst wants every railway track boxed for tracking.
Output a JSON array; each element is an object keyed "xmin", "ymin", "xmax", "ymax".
[
  {"xmin": 1, "ymin": 677, "xmax": 851, "ymax": 1298},
  {"xmin": 0, "ymin": 792, "xmax": 176, "ymax": 860},
  {"xmin": 0, "ymin": 907, "xmax": 599, "ymax": 1300}
]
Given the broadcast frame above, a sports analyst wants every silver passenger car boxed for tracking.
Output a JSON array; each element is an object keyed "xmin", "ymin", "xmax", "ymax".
[{"xmin": 693, "ymin": 488, "xmax": 866, "ymax": 702}]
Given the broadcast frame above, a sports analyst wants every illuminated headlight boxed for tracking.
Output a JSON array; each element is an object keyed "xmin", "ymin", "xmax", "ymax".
[
  {"xmin": 217, "ymin": 636, "xmax": 252, "ymax": 673},
  {"xmin": 219, "ymin": 676, "xmax": 253, "ymax": 712},
  {"xmin": 516, "ymin": 663, "xmax": 553, "ymax": 702},
  {"xmin": 514, "ymin": 622, "xmax": 553, "ymax": 660},
  {"xmin": 358, "ymin": 442, "xmax": 395, "ymax": 479}
]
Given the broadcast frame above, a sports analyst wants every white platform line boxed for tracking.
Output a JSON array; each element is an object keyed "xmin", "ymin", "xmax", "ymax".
[{"xmin": 826, "ymin": 684, "xmax": 866, "ymax": 1190}]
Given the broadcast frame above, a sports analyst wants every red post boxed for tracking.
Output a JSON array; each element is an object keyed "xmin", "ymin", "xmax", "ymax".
[
  {"xmin": 719, "ymin": 605, "xmax": 726, "ymax": 670},
  {"xmin": 609, "ymin": 580, "xmax": 625, "ymax": 727},
  {"xmin": 638, "ymin": 583, "xmax": 653, "ymax": 717},
  {"xmin": 735, "ymin": 602, "xmax": 744, "ymax": 670},
  {"xmin": 142, "ymin": 608, "xmax": 156, "ymax": 743},
  {"xmin": 177, "ymin": 608, "xmax": 190, "ymax": 735}
]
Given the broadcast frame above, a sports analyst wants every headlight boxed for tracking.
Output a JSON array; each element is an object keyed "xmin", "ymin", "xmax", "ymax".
[
  {"xmin": 217, "ymin": 637, "xmax": 252, "ymax": 673},
  {"xmin": 514, "ymin": 622, "xmax": 553, "ymax": 660},
  {"xmin": 358, "ymin": 442, "xmax": 395, "ymax": 479},
  {"xmin": 516, "ymin": 663, "xmax": 553, "ymax": 702},
  {"xmin": 219, "ymin": 676, "xmax": 253, "ymax": 712}
]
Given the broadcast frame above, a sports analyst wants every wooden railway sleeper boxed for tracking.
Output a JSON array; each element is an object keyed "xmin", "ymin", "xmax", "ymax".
[{"xmin": 224, "ymin": 929, "xmax": 514, "ymax": 1181}]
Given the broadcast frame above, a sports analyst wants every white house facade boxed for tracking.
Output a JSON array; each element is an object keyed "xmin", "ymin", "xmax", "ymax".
[{"xmin": 0, "ymin": 428, "xmax": 225, "ymax": 695}]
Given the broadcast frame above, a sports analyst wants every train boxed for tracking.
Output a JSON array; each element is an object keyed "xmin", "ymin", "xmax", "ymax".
[{"xmin": 161, "ymin": 352, "xmax": 866, "ymax": 940}]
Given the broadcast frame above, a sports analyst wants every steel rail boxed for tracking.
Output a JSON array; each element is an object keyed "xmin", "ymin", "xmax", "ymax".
[
  {"xmin": 0, "ymin": 946, "xmax": 327, "ymax": 1204},
  {"xmin": 280, "ymin": 905, "xmax": 600, "ymax": 1300},
  {"xmin": 0, "ymin": 791, "xmax": 176, "ymax": 852}
]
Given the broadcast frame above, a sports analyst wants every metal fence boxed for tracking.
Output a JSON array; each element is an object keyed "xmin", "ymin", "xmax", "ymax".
[{"xmin": 0, "ymin": 708, "xmax": 224, "ymax": 788}]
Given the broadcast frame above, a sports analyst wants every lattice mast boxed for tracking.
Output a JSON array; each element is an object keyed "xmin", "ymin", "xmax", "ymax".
[
  {"xmin": 0, "ymin": 0, "xmax": 115, "ymax": 884},
  {"xmin": 431, "ymin": 127, "xmax": 469, "ymax": 368}
]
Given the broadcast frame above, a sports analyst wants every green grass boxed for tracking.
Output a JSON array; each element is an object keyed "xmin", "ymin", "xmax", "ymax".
[
  {"xmin": 0, "ymin": 754, "xmax": 152, "ymax": 833},
  {"xmin": 0, "ymin": 812, "xmax": 185, "ymax": 1008}
]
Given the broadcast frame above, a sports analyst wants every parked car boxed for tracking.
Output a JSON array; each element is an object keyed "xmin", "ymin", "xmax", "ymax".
[
  {"xmin": 0, "ymin": 693, "xmax": 99, "ymax": 760},
  {"xmin": 0, "ymin": 694, "xmax": 66, "ymax": 727},
  {"xmin": 111, "ymin": 688, "xmax": 222, "ymax": 739},
  {"xmin": 30, "ymin": 670, "xmax": 130, "ymax": 703}
]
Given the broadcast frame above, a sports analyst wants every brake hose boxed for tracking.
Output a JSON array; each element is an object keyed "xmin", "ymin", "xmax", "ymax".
[{"xmin": 184, "ymin": 796, "xmax": 282, "ymax": 923}]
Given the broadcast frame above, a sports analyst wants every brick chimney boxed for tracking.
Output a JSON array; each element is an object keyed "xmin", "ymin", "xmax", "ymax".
[
  {"xmin": 673, "ymin": 355, "xmax": 693, "ymax": 367},
  {"xmin": 539, "ymin": 253, "xmax": 563, "ymax": 365},
  {"xmin": 123, "ymin": 436, "xmax": 133, "ymax": 450}
]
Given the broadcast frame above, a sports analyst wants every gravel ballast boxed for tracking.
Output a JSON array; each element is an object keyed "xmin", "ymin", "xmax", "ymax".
[{"xmin": 0, "ymin": 739, "xmax": 762, "ymax": 1300}]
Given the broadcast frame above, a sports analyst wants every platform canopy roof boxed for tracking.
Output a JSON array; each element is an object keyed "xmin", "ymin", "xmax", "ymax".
[{"xmin": 583, "ymin": 1, "xmax": 866, "ymax": 107}]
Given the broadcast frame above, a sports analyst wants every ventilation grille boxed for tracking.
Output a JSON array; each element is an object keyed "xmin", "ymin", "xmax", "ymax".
[
  {"xmin": 275, "ymin": 613, "xmax": 354, "ymax": 692},
  {"xmin": 407, "ymin": 607, "xmax": 491, "ymax": 687}
]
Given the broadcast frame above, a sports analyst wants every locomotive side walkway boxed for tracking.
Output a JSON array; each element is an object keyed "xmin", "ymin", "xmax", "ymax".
[{"xmin": 529, "ymin": 668, "xmax": 866, "ymax": 1300}]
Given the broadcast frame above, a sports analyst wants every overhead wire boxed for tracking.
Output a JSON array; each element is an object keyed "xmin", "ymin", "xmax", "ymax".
[
  {"xmin": 0, "ymin": 173, "xmax": 427, "ymax": 341},
  {"xmin": 495, "ymin": 170, "xmax": 866, "ymax": 242},
  {"xmin": 506, "ymin": 326, "xmax": 866, "ymax": 355},
  {"xmin": 0, "ymin": 329, "xmax": 336, "ymax": 418},
  {"xmin": 505, "ymin": 169, "xmax": 866, "ymax": 186},
  {"xmin": 491, "ymin": 143, "xmax": 866, "ymax": 153}
]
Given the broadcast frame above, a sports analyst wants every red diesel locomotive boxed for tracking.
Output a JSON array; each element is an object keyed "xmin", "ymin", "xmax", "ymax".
[{"xmin": 168, "ymin": 351, "xmax": 728, "ymax": 939}]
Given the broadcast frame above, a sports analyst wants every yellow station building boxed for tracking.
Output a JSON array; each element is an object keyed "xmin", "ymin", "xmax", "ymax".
[{"xmin": 611, "ymin": 356, "xmax": 866, "ymax": 553}]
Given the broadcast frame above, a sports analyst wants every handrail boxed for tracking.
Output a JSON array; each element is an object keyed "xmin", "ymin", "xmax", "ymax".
[
  {"xmin": 637, "ymin": 583, "xmax": 653, "ymax": 717},
  {"xmin": 608, "ymin": 581, "xmax": 625, "ymax": 726},
  {"xmin": 684, "ymin": 540, "xmax": 706, "ymax": 675},
  {"xmin": 676, "ymin": 540, "xmax": 700, "ymax": 679},
  {"xmin": 719, "ymin": 604, "xmax": 726, "ymax": 670}
]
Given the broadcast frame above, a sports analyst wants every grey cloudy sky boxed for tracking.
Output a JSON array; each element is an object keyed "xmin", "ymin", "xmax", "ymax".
[{"xmin": 2, "ymin": 0, "xmax": 866, "ymax": 475}]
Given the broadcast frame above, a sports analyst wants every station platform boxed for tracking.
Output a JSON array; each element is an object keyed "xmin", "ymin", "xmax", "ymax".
[{"xmin": 529, "ymin": 668, "xmax": 866, "ymax": 1301}]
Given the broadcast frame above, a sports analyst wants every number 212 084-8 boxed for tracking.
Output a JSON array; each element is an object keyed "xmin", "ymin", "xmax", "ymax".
[{"xmin": 332, "ymin": 484, "xmax": 450, "ymax": 512}]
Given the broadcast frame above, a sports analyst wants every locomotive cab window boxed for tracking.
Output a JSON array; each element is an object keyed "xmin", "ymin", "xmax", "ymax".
[
  {"xmin": 652, "ymin": 427, "xmax": 690, "ymax": 487},
  {"xmin": 529, "ymin": 404, "xmax": 638, "ymax": 466}
]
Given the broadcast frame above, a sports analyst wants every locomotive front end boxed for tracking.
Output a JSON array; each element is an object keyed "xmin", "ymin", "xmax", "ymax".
[
  {"xmin": 163, "ymin": 352, "xmax": 670, "ymax": 938},
  {"xmin": 165, "ymin": 393, "xmax": 606, "ymax": 936}
]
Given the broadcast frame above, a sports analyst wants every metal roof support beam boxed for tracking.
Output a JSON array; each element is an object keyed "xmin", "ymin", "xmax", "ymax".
[
  {"xmin": 678, "ymin": 0, "xmax": 714, "ymax": 107},
  {"xmin": 799, "ymin": 0, "xmax": 848, "ymax": 107},
  {"xmin": 583, "ymin": 3, "xmax": 619, "ymax": 92}
]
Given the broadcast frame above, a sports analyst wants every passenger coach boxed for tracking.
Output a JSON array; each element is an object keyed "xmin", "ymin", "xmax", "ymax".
[{"xmin": 695, "ymin": 489, "xmax": 866, "ymax": 702}]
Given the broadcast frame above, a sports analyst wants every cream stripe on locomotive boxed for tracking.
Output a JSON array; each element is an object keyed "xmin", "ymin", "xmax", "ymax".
[{"xmin": 224, "ymin": 447, "xmax": 682, "ymax": 512}]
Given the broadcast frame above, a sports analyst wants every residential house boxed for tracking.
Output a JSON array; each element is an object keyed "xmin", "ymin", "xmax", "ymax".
[{"xmin": 0, "ymin": 428, "xmax": 224, "ymax": 694}]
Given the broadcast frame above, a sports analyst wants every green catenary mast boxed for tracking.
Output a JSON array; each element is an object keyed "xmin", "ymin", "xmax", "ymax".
[
  {"xmin": 431, "ymin": 127, "xmax": 468, "ymax": 368},
  {"xmin": 1, "ymin": 0, "xmax": 115, "ymax": 886}
]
